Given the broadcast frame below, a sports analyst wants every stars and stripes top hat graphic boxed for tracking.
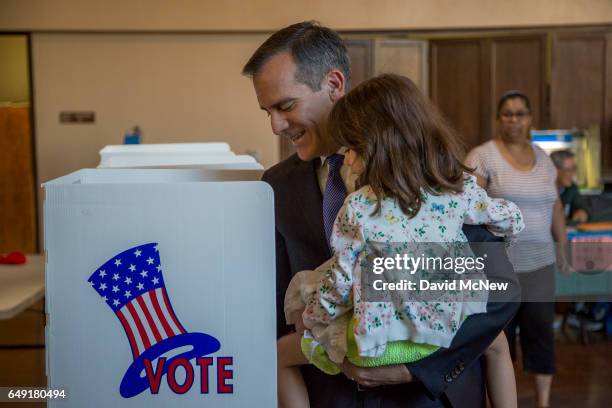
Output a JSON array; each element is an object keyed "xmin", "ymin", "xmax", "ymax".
[{"xmin": 88, "ymin": 243, "xmax": 221, "ymax": 398}]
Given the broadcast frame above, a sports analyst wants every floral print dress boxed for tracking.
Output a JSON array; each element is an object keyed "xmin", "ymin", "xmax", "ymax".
[{"xmin": 285, "ymin": 174, "xmax": 524, "ymax": 364}]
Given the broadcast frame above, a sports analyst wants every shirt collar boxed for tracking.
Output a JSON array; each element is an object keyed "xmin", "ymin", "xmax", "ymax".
[{"xmin": 319, "ymin": 147, "xmax": 348, "ymax": 168}]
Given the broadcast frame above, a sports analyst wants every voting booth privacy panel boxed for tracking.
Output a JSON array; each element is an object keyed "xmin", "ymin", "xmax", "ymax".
[
  {"xmin": 98, "ymin": 143, "xmax": 262, "ymax": 169},
  {"xmin": 43, "ymin": 168, "xmax": 276, "ymax": 407}
]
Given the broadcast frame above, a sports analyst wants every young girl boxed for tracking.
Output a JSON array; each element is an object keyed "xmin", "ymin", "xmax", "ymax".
[{"xmin": 278, "ymin": 74, "xmax": 522, "ymax": 408}]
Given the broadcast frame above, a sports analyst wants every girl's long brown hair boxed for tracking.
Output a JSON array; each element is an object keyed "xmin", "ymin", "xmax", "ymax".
[{"xmin": 328, "ymin": 73, "xmax": 471, "ymax": 217}]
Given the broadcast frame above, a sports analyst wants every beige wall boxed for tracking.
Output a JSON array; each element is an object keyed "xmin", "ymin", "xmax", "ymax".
[
  {"xmin": 32, "ymin": 33, "xmax": 275, "ymax": 185},
  {"xmin": 13, "ymin": 0, "xmax": 612, "ymax": 250},
  {"xmin": 17, "ymin": 0, "xmax": 612, "ymax": 183},
  {"xmin": 0, "ymin": 36, "xmax": 29, "ymax": 102},
  {"xmin": 1, "ymin": 0, "xmax": 611, "ymax": 32}
]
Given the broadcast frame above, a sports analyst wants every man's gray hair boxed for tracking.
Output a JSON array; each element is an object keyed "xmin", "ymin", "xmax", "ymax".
[{"xmin": 242, "ymin": 21, "xmax": 351, "ymax": 91}]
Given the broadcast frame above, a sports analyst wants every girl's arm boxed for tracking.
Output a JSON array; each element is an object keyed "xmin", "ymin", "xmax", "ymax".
[
  {"xmin": 302, "ymin": 199, "xmax": 365, "ymax": 328},
  {"xmin": 465, "ymin": 149, "xmax": 489, "ymax": 189},
  {"xmin": 462, "ymin": 175, "xmax": 525, "ymax": 239}
]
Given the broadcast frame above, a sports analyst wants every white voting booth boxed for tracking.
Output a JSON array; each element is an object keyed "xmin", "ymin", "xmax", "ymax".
[
  {"xmin": 44, "ymin": 144, "xmax": 277, "ymax": 407},
  {"xmin": 98, "ymin": 143, "xmax": 261, "ymax": 169}
]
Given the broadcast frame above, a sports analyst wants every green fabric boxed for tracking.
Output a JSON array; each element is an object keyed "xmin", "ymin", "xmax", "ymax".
[
  {"xmin": 301, "ymin": 335, "xmax": 341, "ymax": 375},
  {"xmin": 560, "ymin": 183, "xmax": 589, "ymax": 222},
  {"xmin": 301, "ymin": 319, "xmax": 439, "ymax": 374},
  {"xmin": 345, "ymin": 319, "xmax": 439, "ymax": 367}
]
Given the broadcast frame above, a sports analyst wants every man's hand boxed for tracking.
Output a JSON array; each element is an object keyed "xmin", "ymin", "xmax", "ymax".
[
  {"xmin": 339, "ymin": 360, "xmax": 414, "ymax": 388},
  {"xmin": 288, "ymin": 310, "xmax": 306, "ymax": 333}
]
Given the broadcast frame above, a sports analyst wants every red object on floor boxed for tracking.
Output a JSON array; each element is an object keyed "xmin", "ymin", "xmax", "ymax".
[{"xmin": 0, "ymin": 251, "xmax": 27, "ymax": 264}]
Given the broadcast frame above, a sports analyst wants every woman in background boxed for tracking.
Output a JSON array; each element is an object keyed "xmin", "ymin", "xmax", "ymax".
[{"xmin": 466, "ymin": 90, "xmax": 569, "ymax": 408}]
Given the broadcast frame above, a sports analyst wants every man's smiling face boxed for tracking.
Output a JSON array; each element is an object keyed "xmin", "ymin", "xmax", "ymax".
[{"xmin": 253, "ymin": 52, "xmax": 337, "ymax": 161}]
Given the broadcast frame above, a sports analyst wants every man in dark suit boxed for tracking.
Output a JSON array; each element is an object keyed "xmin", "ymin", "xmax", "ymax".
[{"xmin": 243, "ymin": 21, "xmax": 520, "ymax": 408}]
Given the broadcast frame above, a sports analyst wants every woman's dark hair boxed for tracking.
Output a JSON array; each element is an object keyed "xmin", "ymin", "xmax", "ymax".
[
  {"xmin": 496, "ymin": 90, "xmax": 531, "ymax": 117},
  {"xmin": 550, "ymin": 149, "xmax": 575, "ymax": 169},
  {"xmin": 328, "ymin": 73, "xmax": 471, "ymax": 218}
]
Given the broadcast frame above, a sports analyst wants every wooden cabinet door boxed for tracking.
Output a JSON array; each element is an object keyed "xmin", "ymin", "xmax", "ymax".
[
  {"xmin": 431, "ymin": 39, "xmax": 487, "ymax": 151},
  {"xmin": 373, "ymin": 39, "xmax": 428, "ymax": 94},
  {"xmin": 551, "ymin": 32, "xmax": 612, "ymax": 181},
  {"xmin": 346, "ymin": 39, "xmax": 374, "ymax": 90},
  {"xmin": 490, "ymin": 35, "xmax": 547, "ymax": 134},
  {"xmin": 431, "ymin": 35, "xmax": 546, "ymax": 153},
  {"xmin": 0, "ymin": 106, "xmax": 37, "ymax": 253}
]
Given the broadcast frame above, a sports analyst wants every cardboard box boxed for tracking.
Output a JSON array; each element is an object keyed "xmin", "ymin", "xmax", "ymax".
[{"xmin": 44, "ymin": 168, "xmax": 276, "ymax": 407}]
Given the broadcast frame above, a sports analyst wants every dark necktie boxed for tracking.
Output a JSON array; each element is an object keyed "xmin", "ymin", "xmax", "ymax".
[{"xmin": 323, "ymin": 153, "xmax": 347, "ymax": 248}]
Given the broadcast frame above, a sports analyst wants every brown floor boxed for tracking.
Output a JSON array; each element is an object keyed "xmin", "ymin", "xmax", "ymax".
[
  {"xmin": 515, "ymin": 329, "xmax": 612, "ymax": 408},
  {"xmin": 1, "ymin": 318, "xmax": 610, "ymax": 407}
]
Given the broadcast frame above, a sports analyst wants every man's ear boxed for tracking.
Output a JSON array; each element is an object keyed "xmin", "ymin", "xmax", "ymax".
[{"xmin": 324, "ymin": 69, "xmax": 346, "ymax": 102}]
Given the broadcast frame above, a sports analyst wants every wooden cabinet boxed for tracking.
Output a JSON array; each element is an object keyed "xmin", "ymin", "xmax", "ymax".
[
  {"xmin": 431, "ymin": 31, "xmax": 612, "ymax": 181},
  {"xmin": 431, "ymin": 39, "xmax": 486, "ymax": 150},
  {"xmin": 490, "ymin": 36, "xmax": 547, "ymax": 135},
  {"xmin": 373, "ymin": 39, "xmax": 428, "ymax": 93},
  {"xmin": 0, "ymin": 301, "xmax": 46, "ymax": 395},
  {"xmin": 345, "ymin": 39, "xmax": 374, "ymax": 90},
  {"xmin": 550, "ymin": 32, "xmax": 612, "ymax": 181},
  {"xmin": 346, "ymin": 38, "xmax": 429, "ymax": 90},
  {"xmin": 278, "ymin": 30, "xmax": 612, "ymax": 178},
  {"xmin": 0, "ymin": 106, "xmax": 38, "ymax": 253},
  {"xmin": 430, "ymin": 35, "xmax": 546, "ymax": 151}
]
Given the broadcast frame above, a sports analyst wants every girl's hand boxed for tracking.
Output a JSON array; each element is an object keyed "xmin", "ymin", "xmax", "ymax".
[{"xmin": 295, "ymin": 318, "xmax": 306, "ymax": 334}]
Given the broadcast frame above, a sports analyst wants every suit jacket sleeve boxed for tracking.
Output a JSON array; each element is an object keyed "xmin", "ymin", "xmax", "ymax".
[
  {"xmin": 405, "ymin": 225, "xmax": 521, "ymax": 400},
  {"xmin": 275, "ymin": 228, "xmax": 293, "ymax": 339}
]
